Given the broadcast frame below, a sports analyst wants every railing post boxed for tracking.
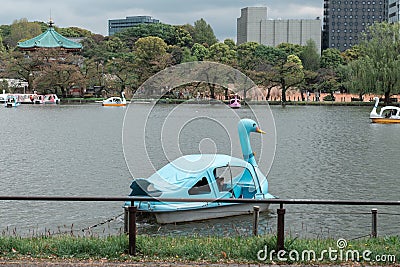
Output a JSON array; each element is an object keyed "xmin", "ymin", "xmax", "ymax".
[
  {"xmin": 124, "ymin": 207, "xmax": 129, "ymax": 234},
  {"xmin": 128, "ymin": 206, "xmax": 137, "ymax": 256},
  {"xmin": 277, "ymin": 203, "xmax": 285, "ymax": 251},
  {"xmin": 253, "ymin": 206, "xmax": 260, "ymax": 236},
  {"xmin": 371, "ymin": 208, "xmax": 378, "ymax": 238}
]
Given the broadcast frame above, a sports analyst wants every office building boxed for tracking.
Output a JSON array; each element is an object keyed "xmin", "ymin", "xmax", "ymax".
[
  {"xmin": 389, "ymin": 0, "xmax": 400, "ymax": 22},
  {"xmin": 322, "ymin": 0, "xmax": 387, "ymax": 51},
  {"xmin": 237, "ymin": 7, "xmax": 322, "ymax": 52},
  {"xmin": 108, "ymin": 16, "xmax": 160, "ymax": 36}
]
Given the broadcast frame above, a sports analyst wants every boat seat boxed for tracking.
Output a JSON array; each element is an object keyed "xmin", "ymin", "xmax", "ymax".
[{"xmin": 241, "ymin": 186, "xmax": 256, "ymax": 198}]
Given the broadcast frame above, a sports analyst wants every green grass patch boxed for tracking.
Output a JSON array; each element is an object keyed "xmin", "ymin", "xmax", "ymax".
[{"xmin": 0, "ymin": 235, "xmax": 398, "ymax": 264}]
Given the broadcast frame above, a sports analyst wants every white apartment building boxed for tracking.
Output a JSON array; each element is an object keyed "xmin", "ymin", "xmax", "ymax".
[{"xmin": 237, "ymin": 7, "xmax": 322, "ymax": 52}]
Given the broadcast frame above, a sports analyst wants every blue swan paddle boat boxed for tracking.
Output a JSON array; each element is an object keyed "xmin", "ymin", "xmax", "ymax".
[{"xmin": 127, "ymin": 118, "xmax": 275, "ymax": 223}]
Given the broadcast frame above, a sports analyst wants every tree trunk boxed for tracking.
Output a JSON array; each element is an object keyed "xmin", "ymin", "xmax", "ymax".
[
  {"xmin": 385, "ymin": 91, "xmax": 390, "ymax": 105},
  {"xmin": 266, "ymin": 87, "xmax": 271, "ymax": 101},
  {"xmin": 210, "ymin": 84, "xmax": 215, "ymax": 99},
  {"xmin": 281, "ymin": 79, "xmax": 287, "ymax": 104}
]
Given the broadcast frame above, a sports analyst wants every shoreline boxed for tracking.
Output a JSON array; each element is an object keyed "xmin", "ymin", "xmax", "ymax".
[{"xmin": 56, "ymin": 98, "xmax": 378, "ymax": 107}]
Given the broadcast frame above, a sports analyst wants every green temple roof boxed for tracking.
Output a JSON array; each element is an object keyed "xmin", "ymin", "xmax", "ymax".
[{"xmin": 17, "ymin": 25, "xmax": 82, "ymax": 51}]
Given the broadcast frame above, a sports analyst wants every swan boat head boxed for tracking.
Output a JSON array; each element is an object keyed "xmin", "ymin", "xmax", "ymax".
[
  {"xmin": 238, "ymin": 118, "xmax": 265, "ymax": 167},
  {"xmin": 370, "ymin": 97, "xmax": 380, "ymax": 118}
]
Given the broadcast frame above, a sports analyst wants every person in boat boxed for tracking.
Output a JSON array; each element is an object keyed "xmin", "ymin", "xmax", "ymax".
[{"xmin": 216, "ymin": 177, "xmax": 225, "ymax": 192}]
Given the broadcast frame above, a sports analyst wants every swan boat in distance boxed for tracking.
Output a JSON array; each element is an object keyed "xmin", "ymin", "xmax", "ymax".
[
  {"xmin": 101, "ymin": 92, "xmax": 128, "ymax": 107},
  {"xmin": 43, "ymin": 94, "xmax": 60, "ymax": 104},
  {"xmin": 229, "ymin": 94, "xmax": 241, "ymax": 109},
  {"xmin": 4, "ymin": 95, "xmax": 20, "ymax": 107},
  {"xmin": 126, "ymin": 119, "xmax": 275, "ymax": 224},
  {"xmin": 370, "ymin": 97, "xmax": 400, "ymax": 123}
]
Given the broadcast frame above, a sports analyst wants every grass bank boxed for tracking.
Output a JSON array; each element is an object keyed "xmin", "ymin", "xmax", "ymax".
[{"xmin": 0, "ymin": 235, "xmax": 398, "ymax": 264}]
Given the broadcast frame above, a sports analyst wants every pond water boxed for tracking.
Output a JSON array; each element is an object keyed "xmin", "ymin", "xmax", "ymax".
[{"xmin": 0, "ymin": 103, "xmax": 399, "ymax": 239}]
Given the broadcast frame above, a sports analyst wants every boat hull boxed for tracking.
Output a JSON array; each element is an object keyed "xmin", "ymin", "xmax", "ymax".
[
  {"xmin": 102, "ymin": 103, "xmax": 126, "ymax": 107},
  {"xmin": 229, "ymin": 105, "xmax": 241, "ymax": 109},
  {"xmin": 370, "ymin": 117, "xmax": 400, "ymax": 124},
  {"xmin": 5, "ymin": 103, "xmax": 20, "ymax": 108},
  {"xmin": 147, "ymin": 203, "xmax": 270, "ymax": 224}
]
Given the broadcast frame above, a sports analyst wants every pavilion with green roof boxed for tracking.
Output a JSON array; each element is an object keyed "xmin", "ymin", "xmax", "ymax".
[{"xmin": 17, "ymin": 21, "xmax": 82, "ymax": 52}]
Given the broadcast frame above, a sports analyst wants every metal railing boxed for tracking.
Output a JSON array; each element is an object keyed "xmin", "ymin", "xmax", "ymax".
[{"xmin": 1, "ymin": 196, "xmax": 400, "ymax": 255}]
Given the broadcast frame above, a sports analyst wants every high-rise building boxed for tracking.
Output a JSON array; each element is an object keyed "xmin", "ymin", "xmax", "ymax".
[
  {"xmin": 237, "ymin": 7, "xmax": 322, "ymax": 52},
  {"xmin": 322, "ymin": 0, "xmax": 387, "ymax": 51},
  {"xmin": 389, "ymin": 0, "xmax": 400, "ymax": 22},
  {"xmin": 108, "ymin": 16, "xmax": 160, "ymax": 36}
]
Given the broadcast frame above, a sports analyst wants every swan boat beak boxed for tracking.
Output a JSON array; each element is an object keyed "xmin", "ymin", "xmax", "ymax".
[{"xmin": 256, "ymin": 127, "xmax": 266, "ymax": 134}]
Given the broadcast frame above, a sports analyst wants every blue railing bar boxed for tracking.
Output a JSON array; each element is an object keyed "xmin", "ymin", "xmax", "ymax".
[{"xmin": 0, "ymin": 196, "xmax": 400, "ymax": 205}]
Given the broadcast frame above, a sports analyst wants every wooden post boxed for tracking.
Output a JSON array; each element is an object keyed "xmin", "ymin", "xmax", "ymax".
[
  {"xmin": 253, "ymin": 206, "xmax": 260, "ymax": 236},
  {"xmin": 128, "ymin": 206, "xmax": 137, "ymax": 256},
  {"xmin": 371, "ymin": 208, "xmax": 378, "ymax": 238},
  {"xmin": 277, "ymin": 204, "xmax": 285, "ymax": 251}
]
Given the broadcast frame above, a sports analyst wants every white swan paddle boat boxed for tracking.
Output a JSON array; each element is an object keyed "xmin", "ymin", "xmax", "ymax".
[
  {"xmin": 101, "ymin": 92, "xmax": 128, "ymax": 107},
  {"xmin": 370, "ymin": 97, "xmax": 400, "ymax": 124},
  {"xmin": 43, "ymin": 94, "xmax": 60, "ymax": 104},
  {"xmin": 33, "ymin": 95, "xmax": 45, "ymax": 104},
  {"xmin": 126, "ymin": 118, "xmax": 275, "ymax": 224}
]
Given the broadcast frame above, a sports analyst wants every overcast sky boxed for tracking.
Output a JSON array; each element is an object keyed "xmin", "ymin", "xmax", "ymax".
[{"xmin": 0, "ymin": 0, "xmax": 323, "ymax": 41}]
